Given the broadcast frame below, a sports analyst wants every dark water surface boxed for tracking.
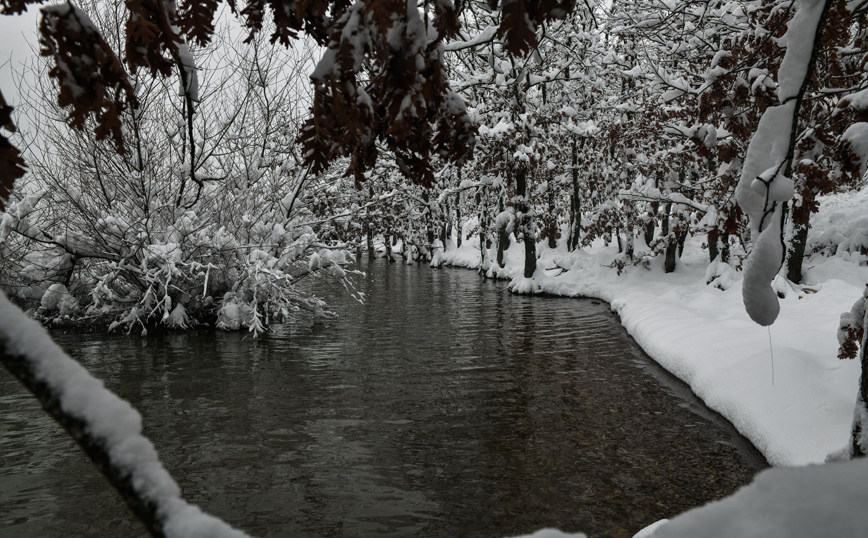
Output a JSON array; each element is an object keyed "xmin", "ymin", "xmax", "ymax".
[{"xmin": 0, "ymin": 259, "xmax": 765, "ymax": 538}]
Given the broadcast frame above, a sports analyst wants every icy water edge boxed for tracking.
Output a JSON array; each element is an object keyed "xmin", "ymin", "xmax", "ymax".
[{"xmin": 0, "ymin": 258, "xmax": 765, "ymax": 538}]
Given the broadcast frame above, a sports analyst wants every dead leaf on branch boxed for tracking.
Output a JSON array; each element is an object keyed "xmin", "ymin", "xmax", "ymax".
[
  {"xmin": 235, "ymin": 0, "xmax": 336, "ymax": 46},
  {"xmin": 124, "ymin": 0, "xmax": 182, "ymax": 78},
  {"xmin": 0, "ymin": 92, "xmax": 26, "ymax": 210},
  {"xmin": 177, "ymin": 0, "xmax": 220, "ymax": 47},
  {"xmin": 299, "ymin": 0, "xmax": 476, "ymax": 187},
  {"xmin": 0, "ymin": 136, "xmax": 26, "ymax": 209},
  {"xmin": 39, "ymin": 3, "xmax": 137, "ymax": 153},
  {"xmin": 0, "ymin": 0, "xmax": 46, "ymax": 16},
  {"xmin": 493, "ymin": 0, "xmax": 575, "ymax": 56},
  {"xmin": 23, "ymin": 0, "xmax": 571, "ymax": 192}
]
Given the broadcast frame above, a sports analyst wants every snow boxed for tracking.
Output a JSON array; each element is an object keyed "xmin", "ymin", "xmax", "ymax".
[
  {"xmin": 439, "ymin": 187, "xmax": 868, "ymax": 467},
  {"xmin": 841, "ymin": 122, "xmax": 868, "ymax": 177},
  {"xmin": 39, "ymin": 282, "xmax": 79, "ymax": 316},
  {"xmin": 777, "ymin": 0, "xmax": 827, "ymax": 102},
  {"xmin": 644, "ymin": 458, "xmax": 868, "ymax": 538},
  {"xmin": 741, "ymin": 205, "xmax": 785, "ymax": 326},
  {"xmin": 510, "ymin": 530, "xmax": 586, "ymax": 538},
  {"xmin": 661, "ymin": 88, "xmax": 685, "ymax": 102},
  {"xmin": 443, "ymin": 25, "xmax": 498, "ymax": 52},
  {"xmin": 735, "ymin": 101, "xmax": 794, "ymax": 325},
  {"xmin": 175, "ymin": 40, "xmax": 199, "ymax": 103},
  {"xmin": 0, "ymin": 290, "xmax": 250, "ymax": 538},
  {"xmin": 736, "ymin": 103, "xmax": 795, "ymax": 221},
  {"xmin": 633, "ymin": 520, "xmax": 669, "ymax": 538},
  {"xmin": 840, "ymin": 87, "xmax": 868, "ymax": 111},
  {"xmin": 734, "ymin": 0, "xmax": 828, "ymax": 326},
  {"xmin": 165, "ymin": 303, "xmax": 190, "ymax": 329},
  {"xmin": 479, "ymin": 119, "xmax": 515, "ymax": 136}
]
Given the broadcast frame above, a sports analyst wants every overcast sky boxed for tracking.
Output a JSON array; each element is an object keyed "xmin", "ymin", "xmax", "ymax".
[
  {"xmin": 1, "ymin": 5, "xmax": 321, "ymax": 161},
  {"xmin": 1, "ymin": 9, "xmax": 40, "ymax": 108}
]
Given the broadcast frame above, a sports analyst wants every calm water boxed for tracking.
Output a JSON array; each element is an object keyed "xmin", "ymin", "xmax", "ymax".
[{"xmin": 0, "ymin": 259, "xmax": 765, "ymax": 538}]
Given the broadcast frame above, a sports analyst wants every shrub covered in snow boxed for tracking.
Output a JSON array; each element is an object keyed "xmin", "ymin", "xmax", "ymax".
[
  {"xmin": 1, "ymin": 182, "xmax": 361, "ymax": 335},
  {"xmin": 0, "ymin": 6, "xmax": 360, "ymax": 335}
]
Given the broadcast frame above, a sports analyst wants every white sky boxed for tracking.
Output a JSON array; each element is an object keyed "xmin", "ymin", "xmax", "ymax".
[{"xmin": 0, "ymin": 8, "xmax": 40, "ymax": 108}]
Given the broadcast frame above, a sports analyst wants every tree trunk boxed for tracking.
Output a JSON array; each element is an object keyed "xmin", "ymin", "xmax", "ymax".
[
  {"xmin": 456, "ymin": 201, "xmax": 462, "ymax": 248},
  {"xmin": 787, "ymin": 200, "xmax": 811, "ymax": 284},
  {"xmin": 624, "ymin": 205, "xmax": 634, "ymax": 260},
  {"xmin": 524, "ymin": 227, "xmax": 537, "ymax": 278},
  {"xmin": 496, "ymin": 228, "xmax": 509, "ymax": 268},
  {"xmin": 384, "ymin": 232, "xmax": 395, "ymax": 263},
  {"xmin": 477, "ymin": 190, "xmax": 487, "ymax": 267},
  {"xmin": 677, "ymin": 229, "xmax": 688, "ymax": 258},
  {"xmin": 644, "ymin": 202, "xmax": 658, "ymax": 246},
  {"xmin": 496, "ymin": 185, "xmax": 510, "ymax": 267},
  {"xmin": 852, "ymin": 326, "xmax": 868, "ymax": 457},
  {"xmin": 662, "ymin": 204, "xmax": 675, "ymax": 273},
  {"xmin": 366, "ymin": 224, "xmax": 374, "ymax": 259},
  {"xmin": 423, "ymin": 189, "xmax": 434, "ymax": 257},
  {"xmin": 444, "ymin": 203, "xmax": 452, "ymax": 246},
  {"xmin": 516, "ymin": 167, "xmax": 536, "ymax": 277},
  {"xmin": 708, "ymin": 228, "xmax": 720, "ymax": 263},
  {"xmin": 661, "ymin": 205, "xmax": 669, "ymax": 236},
  {"xmin": 645, "ymin": 173, "xmax": 660, "ymax": 246},
  {"xmin": 547, "ymin": 183, "xmax": 557, "ymax": 249},
  {"xmin": 62, "ymin": 257, "xmax": 77, "ymax": 287},
  {"xmin": 568, "ymin": 137, "xmax": 583, "ymax": 251},
  {"xmin": 665, "ymin": 239, "xmax": 677, "ymax": 273}
]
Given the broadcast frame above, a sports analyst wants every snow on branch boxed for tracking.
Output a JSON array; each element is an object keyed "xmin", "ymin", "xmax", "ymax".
[
  {"xmin": 0, "ymin": 290, "xmax": 252, "ymax": 538},
  {"xmin": 618, "ymin": 189, "xmax": 710, "ymax": 213},
  {"xmin": 437, "ymin": 178, "xmax": 487, "ymax": 203},
  {"xmin": 735, "ymin": 0, "xmax": 831, "ymax": 326},
  {"xmin": 443, "ymin": 25, "xmax": 498, "ymax": 51}
]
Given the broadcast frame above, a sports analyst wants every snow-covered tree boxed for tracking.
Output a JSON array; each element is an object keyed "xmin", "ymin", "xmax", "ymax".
[{"xmin": 0, "ymin": 3, "xmax": 359, "ymax": 334}]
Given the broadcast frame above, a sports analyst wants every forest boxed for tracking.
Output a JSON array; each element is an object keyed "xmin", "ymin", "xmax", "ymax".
[{"xmin": 2, "ymin": 0, "xmax": 868, "ymax": 537}]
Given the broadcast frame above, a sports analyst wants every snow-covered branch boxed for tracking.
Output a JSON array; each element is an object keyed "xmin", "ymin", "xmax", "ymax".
[
  {"xmin": 443, "ymin": 25, "xmax": 498, "ymax": 51},
  {"xmin": 436, "ymin": 179, "xmax": 487, "ymax": 203},
  {"xmin": 736, "ymin": 0, "xmax": 832, "ymax": 326},
  {"xmin": 618, "ymin": 189, "xmax": 710, "ymax": 213},
  {"xmin": 0, "ymin": 291, "xmax": 251, "ymax": 538}
]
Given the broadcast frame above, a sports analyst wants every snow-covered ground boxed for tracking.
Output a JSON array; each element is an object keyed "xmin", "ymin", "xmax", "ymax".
[
  {"xmin": 513, "ymin": 457, "xmax": 868, "ymax": 538},
  {"xmin": 436, "ymin": 188, "xmax": 868, "ymax": 467}
]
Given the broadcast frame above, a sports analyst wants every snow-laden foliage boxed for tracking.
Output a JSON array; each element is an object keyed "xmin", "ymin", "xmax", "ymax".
[
  {"xmin": 836, "ymin": 283, "xmax": 868, "ymax": 457},
  {"xmin": 736, "ymin": 0, "xmax": 830, "ymax": 325},
  {"xmin": 0, "ymin": 5, "xmax": 361, "ymax": 335},
  {"xmin": 5, "ymin": 0, "xmax": 868, "ymax": 328}
]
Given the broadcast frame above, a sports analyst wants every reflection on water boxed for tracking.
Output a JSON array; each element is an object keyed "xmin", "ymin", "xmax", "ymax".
[{"xmin": 0, "ymin": 259, "xmax": 765, "ymax": 538}]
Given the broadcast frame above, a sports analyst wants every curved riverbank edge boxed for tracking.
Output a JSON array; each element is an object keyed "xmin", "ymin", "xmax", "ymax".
[{"xmin": 412, "ymin": 231, "xmax": 865, "ymax": 467}]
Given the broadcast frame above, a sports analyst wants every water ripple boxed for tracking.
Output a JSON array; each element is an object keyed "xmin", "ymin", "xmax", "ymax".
[{"xmin": 0, "ymin": 260, "xmax": 764, "ymax": 538}]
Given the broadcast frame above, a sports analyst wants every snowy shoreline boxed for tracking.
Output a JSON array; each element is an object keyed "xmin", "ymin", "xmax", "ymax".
[{"xmin": 419, "ymin": 189, "xmax": 868, "ymax": 468}]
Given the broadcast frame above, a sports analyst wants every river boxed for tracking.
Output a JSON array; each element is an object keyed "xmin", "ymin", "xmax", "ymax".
[{"xmin": 0, "ymin": 258, "xmax": 765, "ymax": 538}]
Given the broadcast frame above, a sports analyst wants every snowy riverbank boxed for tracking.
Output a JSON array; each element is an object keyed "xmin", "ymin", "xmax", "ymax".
[{"xmin": 431, "ymin": 188, "xmax": 868, "ymax": 467}]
